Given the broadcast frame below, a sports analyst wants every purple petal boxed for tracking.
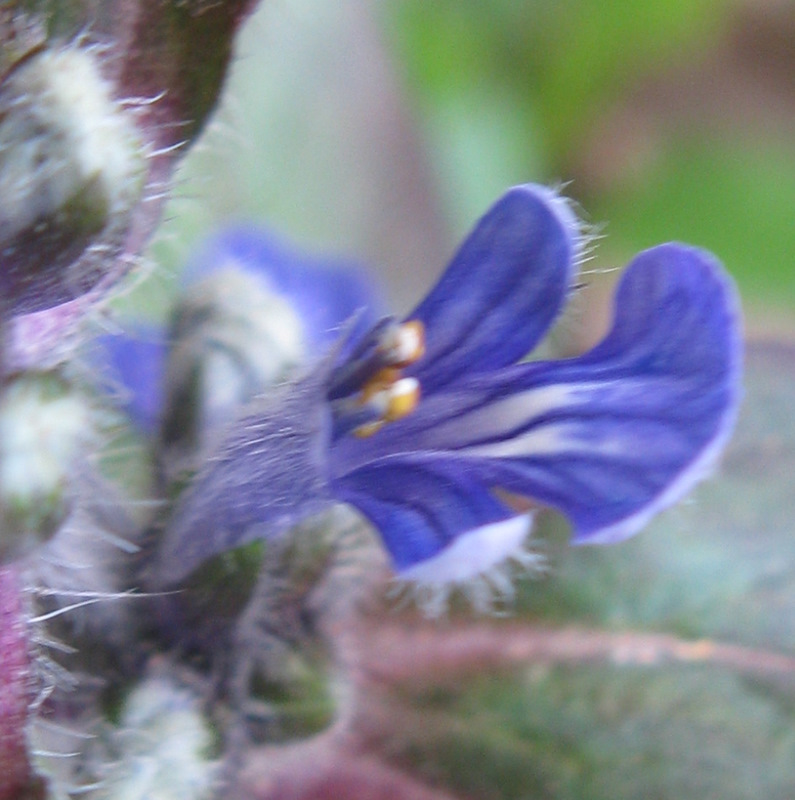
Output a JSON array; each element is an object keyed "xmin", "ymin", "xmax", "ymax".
[
  {"xmin": 335, "ymin": 456, "xmax": 527, "ymax": 574},
  {"xmin": 185, "ymin": 226, "xmax": 381, "ymax": 352},
  {"xmin": 94, "ymin": 326, "xmax": 168, "ymax": 434},
  {"xmin": 338, "ymin": 243, "xmax": 741, "ymax": 546},
  {"xmin": 406, "ymin": 184, "xmax": 579, "ymax": 394}
]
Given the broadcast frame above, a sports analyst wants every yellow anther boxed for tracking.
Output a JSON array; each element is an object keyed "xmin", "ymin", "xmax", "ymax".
[
  {"xmin": 352, "ymin": 377, "xmax": 420, "ymax": 438},
  {"xmin": 351, "ymin": 329, "xmax": 424, "ymax": 439},
  {"xmin": 384, "ymin": 377, "xmax": 420, "ymax": 422},
  {"xmin": 360, "ymin": 367, "xmax": 402, "ymax": 404}
]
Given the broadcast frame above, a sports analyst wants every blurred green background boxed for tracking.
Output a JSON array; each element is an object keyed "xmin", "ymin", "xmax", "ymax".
[{"xmin": 146, "ymin": 0, "xmax": 795, "ymax": 339}]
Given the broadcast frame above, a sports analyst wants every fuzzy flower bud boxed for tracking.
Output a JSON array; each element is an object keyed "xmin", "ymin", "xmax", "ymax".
[
  {"xmin": 160, "ymin": 262, "xmax": 306, "ymax": 477},
  {"xmin": 0, "ymin": 43, "xmax": 146, "ymax": 314},
  {"xmin": 0, "ymin": 371, "xmax": 93, "ymax": 562},
  {"xmin": 100, "ymin": 671, "xmax": 219, "ymax": 800}
]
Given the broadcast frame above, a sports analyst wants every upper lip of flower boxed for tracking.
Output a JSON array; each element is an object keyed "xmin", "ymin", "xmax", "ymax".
[
  {"xmin": 110, "ymin": 184, "xmax": 741, "ymax": 589},
  {"xmin": 327, "ymin": 183, "xmax": 581, "ymax": 447}
]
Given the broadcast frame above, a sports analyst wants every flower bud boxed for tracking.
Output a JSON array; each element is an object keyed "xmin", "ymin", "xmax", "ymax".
[
  {"xmin": 161, "ymin": 265, "xmax": 306, "ymax": 474},
  {"xmin": 0, "ymin": 44, "xmax": 145, "ymax": 314},
  {"xmin": 101, "ymin": 671, "xmax": 219, "ymax": 800},
  {"xmin": 0, "ymin": 371, "xmax": 92, "ymax": 561}
]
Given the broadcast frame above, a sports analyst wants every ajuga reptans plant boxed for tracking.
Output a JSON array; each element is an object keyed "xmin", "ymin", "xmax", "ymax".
[{"xmin": 0, "ymin": 6, "xmax": 742, "ymax": 800}]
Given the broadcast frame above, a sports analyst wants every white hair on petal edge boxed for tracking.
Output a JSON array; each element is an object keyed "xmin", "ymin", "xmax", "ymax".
[
  {"xmin": 389, "ymin": 514, "xmax": 546, "ymax": 618},
  {"xmin": 544, "ymin": 181, "xmax": 604, "ymax": 281}
]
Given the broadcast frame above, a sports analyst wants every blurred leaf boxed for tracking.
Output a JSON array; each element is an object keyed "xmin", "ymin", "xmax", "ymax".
[
  {"xmin": 524, "ymin": 0, "xmax": 731, "ymax": 165},
  {"xmin": 385, "ymin": 0, "xmax": 732, "ymax": 193},
  {"xmin": 391, "ymin": 663, "xmax": 795, "ymax": 800}
]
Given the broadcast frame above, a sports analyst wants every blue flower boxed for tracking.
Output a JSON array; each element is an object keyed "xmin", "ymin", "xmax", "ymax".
[{"xmin": 130, "ymin": 184, "xmax": 741, "ymax": 591}]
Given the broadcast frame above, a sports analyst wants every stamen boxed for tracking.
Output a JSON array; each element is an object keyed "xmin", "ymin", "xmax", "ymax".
[
  {"xmin": 353, "ymin": 378, "xmax": 421, "ymax": 438},
  {"xmin": 401, "ymin": 320, "xmax": 426, "ymax": 364},
  {"xmin": 381, "ymin": 320, "xmax": 425, "ymax": 367},
  {"xmin": 331, "ymin": 321, "xmax": 425, "ymax": 440},
  {"xmin": 384, "ymin": 377, "xmax": 420, "ymax": 421},
  {"xmin": 360, "ymin": 367, "xmax": 402, "ymax": 404}
]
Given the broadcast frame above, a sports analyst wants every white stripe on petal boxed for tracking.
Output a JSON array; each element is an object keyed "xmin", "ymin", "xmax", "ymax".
[
  {"xmin": 425, "ymin": 383, "xmax": 578, "ymax": 449},
  {"xmin": 462, "ymin": 421, "xmax": 581, "ymax": 458}
]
